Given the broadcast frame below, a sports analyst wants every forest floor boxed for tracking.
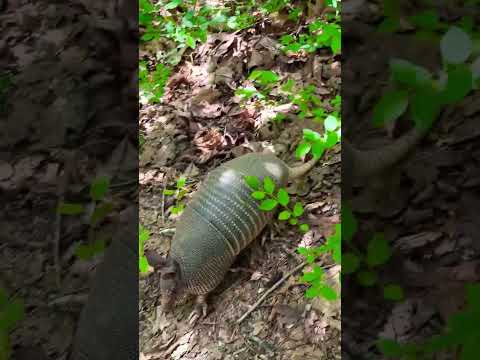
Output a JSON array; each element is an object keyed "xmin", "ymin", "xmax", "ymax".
[
  {"xmin": 1, "ymin": 0, "xmax": 136, "ymax": 359},
  {"xmin": 139, "ymin": 4, "xmax": 342, "ymax": 360},
  {"xmin": 342, "ymin": 2, "xmax": 480, "ymax": 359}
]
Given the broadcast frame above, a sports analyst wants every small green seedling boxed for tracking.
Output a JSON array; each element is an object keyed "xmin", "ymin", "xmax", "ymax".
[
  {"xmin": 378, "ymin": 283, "xmax": 480, "ymax": 359},
  {"xmin": 244, "ymin": 175, "xmax": 310, "ymax": 233},
  {"xmin": 342, "ymin": 203, "xmax": 404, "ymax": 300},
  {"xmin": 280, "ymin": 19, "xmax": 341, "ymax": 55},
  {"xmin": 139, "ymin": 224, "xmax": 150, "ymax": 274},
  {"xmin": 140, "ymin": 61, "xmax": 171, "ymax": 105},
  {"xmin": 57, "ymin": 176, "xmax": 114, "ymax": 260},
  {"xmin": 298, "ymin": 223, "xmax": 341, "ymax": 300},
  {"xmin": 163, "ymin": 177, "xmax": 188, "ymax": 215},
  {"xmin": 236, "ymin": 70, "xmax": 280, "ymax": 101},
  {"xmin": 0, "ymin": 289, "xmax": 24, "ymax": 360}
]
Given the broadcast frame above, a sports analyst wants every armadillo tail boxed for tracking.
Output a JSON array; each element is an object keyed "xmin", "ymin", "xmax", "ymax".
[
  {"xmin": 346, "ymin": 125, "xmax": 428, "ymax": 178},
  {"xmin": 288, "ymin": 156, "xmax": 321, "ymax": 179}
]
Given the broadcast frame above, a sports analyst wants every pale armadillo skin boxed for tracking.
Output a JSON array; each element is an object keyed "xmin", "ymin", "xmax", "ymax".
[{"xmin": 170, "ymin": 153, "xmax": 289, "ymax": 295}]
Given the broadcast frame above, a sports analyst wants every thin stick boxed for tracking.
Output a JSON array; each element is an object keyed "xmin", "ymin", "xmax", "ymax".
[
  {"xmin": 236, "ymin": 260, "xmax": 308, "ymax": 324},
  {"xmin": 161, "ymin": 181, "xmax": 166, "ymax": 226},
  {"xmin": 53, "ymin": 151, "xmax": 75, "ymax": 289}
]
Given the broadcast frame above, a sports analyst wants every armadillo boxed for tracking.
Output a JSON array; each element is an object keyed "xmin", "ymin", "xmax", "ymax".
[
  {"xmin": 67, "ymin": 125, "xmax": 431, "ymax": 358},
  {"xmin": 145, "ymin": 152, "xmax": 319, "ymax": 318},
  {"xmin": 70, "ymin": 206, "xmax": 138, "ymax": 360}
]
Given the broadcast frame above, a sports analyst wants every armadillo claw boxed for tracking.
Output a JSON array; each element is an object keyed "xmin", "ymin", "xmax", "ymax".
[{"xmin": 188, "ymin": 296, "xmax": 208, "ymax": 325}]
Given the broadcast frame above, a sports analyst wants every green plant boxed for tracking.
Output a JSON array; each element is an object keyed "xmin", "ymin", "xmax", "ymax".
[
  {"xmin": 298, "ymin": 223, "xmax": 341, "ymax": 300},
  {"xmin": 0, "ymin": 289, "xmax": 24, "ymax": 360},
  {"xmin": 342, "ymin": 203, "xmax": 404, "ymax": 299},
  {"xmin": 235, "ymin": 70, "xmax": 280, "ymax": 101},
  {"xmin": 244, "ymin": 175, "xmax": 310, "ymax": 233},
  {"xmin": 378, "ymin": 283, "xmax": 480, "ymax": 359},
  {"xmin": 163, "ymin": 177, "xmax": 188, "ymax": 215},
  {"xmin": 373, "ymin": 25, "xmax": 477, "ymax": 132},
  {"xmin": 58, "ymin": 176, "xmax": 113, "ymax": 259},
  {"xmin": 139, "ymin": 224, "xmax": 150, "ymax": 274},
  {"xmin": 139, "ymin": 61, "xmax": 171, "ymax": 105},
  {"xmin": 280, "ymin": 19, "xmax": 341, "ymax": 55}
]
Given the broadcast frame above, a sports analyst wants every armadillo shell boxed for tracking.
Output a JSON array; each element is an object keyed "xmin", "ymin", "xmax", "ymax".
[{"xmin": 171, "ymin": 153, "xmax": 289, "ymax": 295}]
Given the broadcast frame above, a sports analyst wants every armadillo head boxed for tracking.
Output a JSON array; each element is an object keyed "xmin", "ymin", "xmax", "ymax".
[{"xmin": 144, "ymin": 250, "xmax": 181, "ymax": 310}]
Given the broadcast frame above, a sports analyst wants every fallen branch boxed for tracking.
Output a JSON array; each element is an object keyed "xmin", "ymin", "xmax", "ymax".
[{"xmin": 236, "ymin": 260, "xmax": 308, "ymax": 324}]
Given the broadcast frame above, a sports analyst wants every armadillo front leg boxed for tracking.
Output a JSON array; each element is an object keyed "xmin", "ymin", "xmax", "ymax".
[{"xmin": 188, "ymin": 294, "xmax": 208, "ymax": 325}]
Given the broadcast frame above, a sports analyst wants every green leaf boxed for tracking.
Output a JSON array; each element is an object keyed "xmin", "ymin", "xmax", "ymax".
[
  {"xmin": 90, "ymin": 202, "xmax": 114, "ymax": 226},
  {"xmin": 245, "ymin": 176, "xmax": 260, "ymax": 190},
  {"xmin": 410, "ymin": 85, "xmax": 442, "ymax": 130},
  {"xmin": 440, "ymin": 26, "xmax": 472, "ymax": 64},
  {"xmin": 278, "ymin": 210, "xmax": 291, "ymax": 220},
  {"xmin": 263, "ymin": 177, "xmax": 276, "ymax": 195},
  {"xmin": 303, "ymin": 129, "xmax": 322, "ymax": 142},
  {"xmin": 318, "ymin": 285, "xmax": 338, "ymax": 300},
  {"xmin": 377, "ymin": 17, "xmax": 400, "ymax": 33},
  {"xmin": 293, "ymin": 202, "xmax": 304, "ymax": 217},
  {"xmin": 311, "ymin": 140, "xmax": 325, "ymax": 159},
  {"xmin": 372, "ymin": 90, "xmax": 409, "ymax": 126},
  {"xmin": 0, "ymin": 331, "xmax": 11, "ymax": 360},
  {"xmin": 377, "ymin": 339, "xmax": 405, "ymax": 357},
  {"xmin": 185, "ymin": 35, "xmax": 196, "ymax": 49},
  {"xmin": 289, "ymin": 218, "xmax": 298, "ymax": 225},
  {"xmin": 249, "ymin": 70, "xmax": 279, "ymax": 86},
  {"xmin": 236, "ymin": 87, "xmax": 258, "ymax": 99},
  {"xmin": 139, "ymin": 225, "xmax": 150, "ymax": 244},
  {"xmin": 324, "ymin": 131, "xmax": 339, "ymax": 148},
  {"xmin": 441, "ymin": 65, "xmax": 473, "ymax": 104},
  {"xmin": 409, "ymin": 10, "xmax": 440, "ymax": 31},
  {"xmin": 324, "ymin": 115, "xmax": 339, "ymax": 131},
  {"xmin": 299, "ymin": 223, "xmax": 310, "ymax": 233},
  {"xmin": 357, "ymin": 270, "xmax": 378, "ymax": 287},
  {"xmin": 277, "ymin": 188, "xmax": 290, "ymax": 206},
  {"xmin": 139, "ymin": 256, "xmax": 150, "ymax": 273},
  {"xmin": 0, "ymin": 298, "xmax": 24, "ymax": 332},
  {"xmin": 75, "ymin": 244, "xmax": 94, "ymax": 259},
  {"xmin": 305, "ymin": 286, "xmax": 321, "ymax": 298},
  {"xmin": 302, "ymin": 269, "xmax": 321, "ymax": 282},
  {"xmin": 342, "ymin": 252, "xmax": 360, "ymax": 274},
  {"xmin": 90, "ymin": 176, "xmax": 110, "ymax": 201},
  {"xmin": 295, "ymin": 141, "xmax": 312, "ymax": 159},
  {"xmin": 57, "ymin": 202, "xmax": 84, "ymax": 215},
  {"xmin": 366, "ymin": 233, "xmax": 391, "ymax": 267},
  {"xmin": 390, "ymin": 58, "xmax": 433, "ymax": 88},
  {"xmin": 282, "ymin": 79, "xmax": 295, "ymax": 92},
  {"xmin": 466, "ymin": 283, "xmax": 480, "ymax": 308},
  {"xmin": 176, "ymin": 177, "xmax": 186, "ymax": 188},
  {"xmin": 259, "ymin": 199, "xmax": 278, "ymax": 211},
  {"xmin": 165, "ymin": 0, "xmax": 181, "ymax": 9},
  {"xmin": 251, "ymin": 191, "xmax": 266, "ymax": 200},
  {"xmin": 383, "ymin": 284, "xmax": 404, "ymax": 301}
]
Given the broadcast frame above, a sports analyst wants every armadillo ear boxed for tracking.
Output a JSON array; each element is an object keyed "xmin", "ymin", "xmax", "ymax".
[{"xmin": 144, "ymin": 250, "xmax": 168, "ymax": 268}]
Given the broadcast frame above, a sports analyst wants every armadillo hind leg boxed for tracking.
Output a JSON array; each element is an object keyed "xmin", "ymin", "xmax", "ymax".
[{"xmin": 188, "ymin": 294, "xmax": 208, "ymax": 325}]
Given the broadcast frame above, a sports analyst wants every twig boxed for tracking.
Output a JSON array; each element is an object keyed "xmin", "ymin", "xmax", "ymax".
[
  {"xmin": 53, "ymin": 151, "xmax": 76, "ymax": 289},
  {"xmin": 48, "ymin": 293, "xmax": 88, "ymax": 307},
  {"xmin": 236, "ymin": 260, "xmax": 308, "ymax": 324},
  {"xmin": 161, "ymin": 181, "xmax": 166, "ymax": 226},
  {"xmin": 159, "ymin": 228, "xmax": 175, "ymax": 235}
]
